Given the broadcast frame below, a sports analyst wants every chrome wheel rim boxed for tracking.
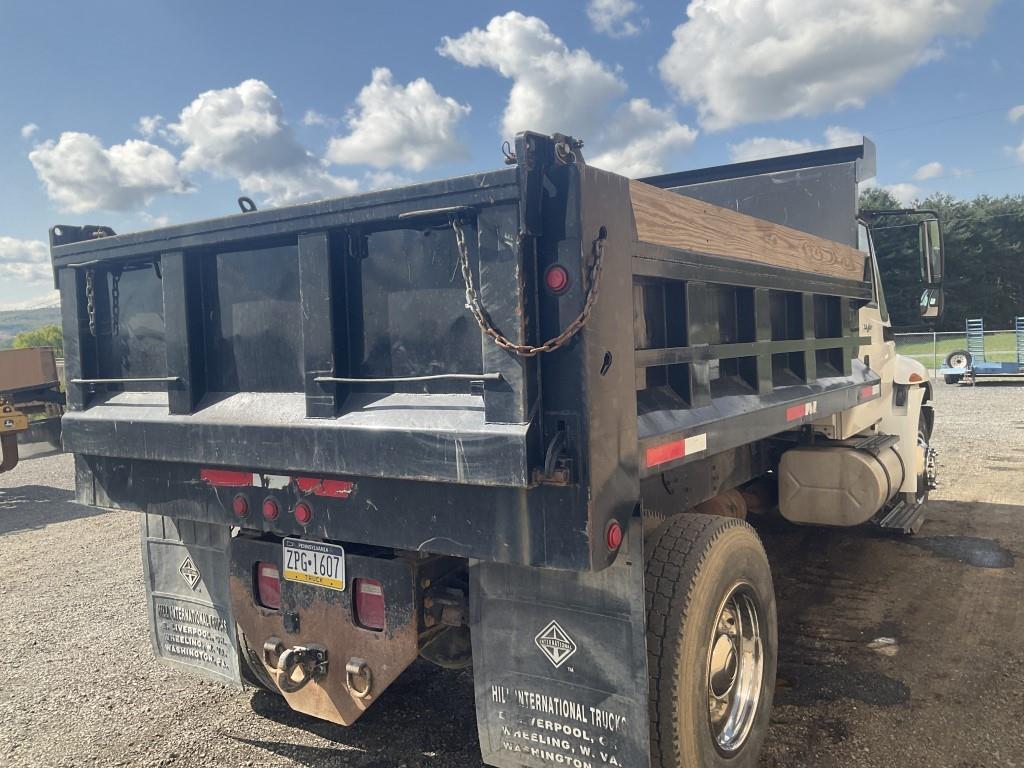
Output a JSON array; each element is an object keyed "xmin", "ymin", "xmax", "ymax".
[
  {"xmin": 948, "ymin": 353, "xmax": 968, "ymax": 368},
  {"xmin": 707, "ymin": 582, "xmax": 764, "ymax": 754}
]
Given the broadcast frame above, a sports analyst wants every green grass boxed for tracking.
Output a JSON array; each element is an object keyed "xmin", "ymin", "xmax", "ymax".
[{"xmin": 895, "ymin": 331, "xmax": 1020, "ymax": 365}]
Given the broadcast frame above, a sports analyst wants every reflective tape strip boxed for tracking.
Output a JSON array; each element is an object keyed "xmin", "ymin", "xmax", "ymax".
[
  {"xmin": 295, "ymin": 477, "xmax": 355, "ymax": 498},
  {"xmin": 200, "ymin": 469, "xmax": 253, "ymax": 486},
  {"xmin": 646, "ymin": 432, "xmax": 707, "ymax": 468},
  {"xmin": 859, "ymin": 383, "xmax": 882, "ymax": 400},
  {"xmin": 200, "ymin": 469, "xmax": 354, "ymax": 498},
  {"xmin": 786, "ymin": 400, "xmax": 818, "ymax": 422}
]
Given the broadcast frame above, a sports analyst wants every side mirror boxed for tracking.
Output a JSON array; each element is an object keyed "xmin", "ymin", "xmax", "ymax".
[
  {"xmin": 920, "ymin": 287, "xmax": 943, "ymax": 320},
  {"xmin": 918, "ymin": 218, "xmax": 943, "ymax": 285}
]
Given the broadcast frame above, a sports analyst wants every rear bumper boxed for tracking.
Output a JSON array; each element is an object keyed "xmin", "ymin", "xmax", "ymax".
[
  {"xmin": 62, "ymin": 390, "xmax": 532, "ymax": 487},
  {"xmin": 77, "ymin": 454, "xmax": 592, "ymax": 570},
  {"xmin": 230, "ymin": 535, "xmax": 421, "ymax": 725}
]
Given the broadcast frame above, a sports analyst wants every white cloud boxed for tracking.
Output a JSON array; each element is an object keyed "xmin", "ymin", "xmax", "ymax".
[
  {"xmin": 1014, "ymin": 141, "xmax": 1024, "ymax": 163},
  {"xmin": 440, "ymin": 12, "xmax": 626, "ymax": 139},
  {"xmin": 303, "ymin": 109, "xmax": 329, "ymax": 127},
  {"xmin": 29, "ymin": 132, "xmax": 190, "ymax": 213},
  {"xmin": 822, "ymin": 126, "xmax": 862, "ymax": 147},
  {"xmin": 139, "ymin": 212, "xmax": 171, "ymax": 229},
  {"xmin": 913, "ymin": 161, "xmax": 944, "ymax": 180},
  {"xmin": 729, "ymin": 137, "xmax": 817, "ymax": 163},
  {"xmin": 20, "ymin": 123, "xmax": 38, "ymax": 140},
  {"xmin": 136, "ymin": 115, "xmax": 164, "ymax": 138},
  {"xmin": 885, "ymin": 182, "xmax": 923, "ymax": 207},
  {"xmin": 0, "ymin": 237, "xmax": 50, "ymax": 284},
  {"xmin": 326, "ymin": 68, "xmax": 470, "ymax": 171},
  {"xmin": 728, "ymin": 125, "xmax": 861, "ymax": 162},
  {"xmin": 590, "ymin": 99, "xmax": 697, "ymax": 177},
  {"xmin": 1008, "ymin": 105, "xmax": 1024, "ymax": 123},
  {"xmin": 170, "ymin": 79, "xmax": 357, "ymax": 206},
  {"xmin": 588, "ymin": 0, "xmax": 645, "ymax": 37},
  {"xmin": 660, "ymin": 0, "xmax": 997, "ymax": 130}
]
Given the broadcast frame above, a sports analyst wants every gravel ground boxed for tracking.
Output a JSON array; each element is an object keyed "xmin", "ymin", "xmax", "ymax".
[{"xmin": 1, "ymin": 379, "xmax": 1022, "ymax": 767}]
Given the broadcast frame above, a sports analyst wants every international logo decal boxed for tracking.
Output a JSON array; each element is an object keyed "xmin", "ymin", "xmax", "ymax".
[
  {"xmin": 179, "ymin": 555, "xmax": 202, "ymax": 590},
  {"xmin": 534, "ymin": 620, "xmax": 578, "ymax": 668}
]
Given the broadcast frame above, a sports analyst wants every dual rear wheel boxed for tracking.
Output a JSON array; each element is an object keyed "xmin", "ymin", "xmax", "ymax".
[{"xmin": 645, "ymin": 514, "xmax": 778, "ymax": 767}]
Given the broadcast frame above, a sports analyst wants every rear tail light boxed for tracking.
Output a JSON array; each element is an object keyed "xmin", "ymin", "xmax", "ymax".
[
  {"xmin": 256, "ymin": 562, "xmax": 281, "ymax": 610},
  {"xmin": 606, "ymin": 520, "xmax": 623, "ymax": 551},
  {"xmin": 262, "ymin": 497, "xmax": 280, "ymax": 521},
  {"xmin": 544, "ymin": 264, "xmax": 570, "ymax": 294},
  {"xmin": 353, "ymin": 578, "xmax": 385, "ymax": 631},
  {"xmin": 232, "ymin": 493, "xmax": 249, "ymax": 518},
  {"xmin": 293, "ymin": 501, "xmax": 313, "ymax": 525}
]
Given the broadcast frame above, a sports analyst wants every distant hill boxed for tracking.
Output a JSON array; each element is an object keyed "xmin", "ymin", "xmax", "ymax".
[
  {"xmin": 0, "ymin": 306, "xmax": 62, "ymax": 349},
  {"xmin": 0, "ymin": 291, "xmax": 61, "ymax": 312}
]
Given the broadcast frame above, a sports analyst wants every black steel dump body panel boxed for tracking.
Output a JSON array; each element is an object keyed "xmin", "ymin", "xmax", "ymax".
[
  {"xmin": 53, "ymin": 134, "xmax": 879, "ymax": 571},
  {"xmin": 63, "ymin": 391, "xmax": 531, "ymax": 486}
]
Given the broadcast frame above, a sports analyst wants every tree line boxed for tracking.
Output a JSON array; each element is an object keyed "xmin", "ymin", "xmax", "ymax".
[
  {"xmin": 10, "ymin": 324, "xmax": 63, "ymax": 355},
  {"xmin": 861, "ymin": 187, "xmax": 1024, "ymax": 332}
]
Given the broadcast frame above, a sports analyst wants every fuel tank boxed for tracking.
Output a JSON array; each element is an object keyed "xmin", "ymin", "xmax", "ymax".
[{"xmin": 778, "ymin": 443, "xmax": 904, "ymax": 526}]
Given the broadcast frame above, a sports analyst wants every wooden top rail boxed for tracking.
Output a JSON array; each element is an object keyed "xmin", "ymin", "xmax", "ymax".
[{"xmin": 629, "ymin": 180, "xmax": 866, "ymax": 282}]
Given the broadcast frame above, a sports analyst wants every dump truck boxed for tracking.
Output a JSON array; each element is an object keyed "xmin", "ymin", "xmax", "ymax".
[{"xmin": 48, "ymin": 133, "xmax": 943, "ymax": 768}]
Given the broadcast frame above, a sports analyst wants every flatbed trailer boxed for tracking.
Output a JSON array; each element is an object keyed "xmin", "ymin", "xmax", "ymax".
[
  {"xmin": 48, "ymin": 133, "xmax": 943, "ymax": 767},
  {"xmin": 940, "ymin": 317, "xmax": 1024, "ymax": 383}
]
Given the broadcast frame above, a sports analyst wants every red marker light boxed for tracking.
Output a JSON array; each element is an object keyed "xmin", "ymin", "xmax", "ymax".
[
  {"xmin": 256, "ymin": 562, "xmax": 281, "ymax": 610},
  {"xmin": 294, "ymin": 501, "xmax": 313, "ymax": 525},
  {"xmin": 232, "ymin": 493, "xmax": 249, "ymax": 518},
  {"xmin": 544, "ymin": 264, "xmax": 570, "ymax": 294},
  {"xmin": 606, "ymin": 520, "xmax": 623, "ymax": 551},
  {"xmin": 262, "ymin": 497, "xmax": 280, "ymax": 521},
  {"xmin": 353, "ymin": 578, "xmax": 386, "ymax": 631}
]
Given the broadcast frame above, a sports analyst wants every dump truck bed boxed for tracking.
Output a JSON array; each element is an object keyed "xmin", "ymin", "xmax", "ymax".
[{"xmin": 51, "ymin": 133, "xmax": 878, "ymax": 572}]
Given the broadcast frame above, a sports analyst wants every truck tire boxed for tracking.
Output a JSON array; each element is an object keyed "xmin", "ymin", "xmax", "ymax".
[
  {"xmin": 944, "ymin": 349, "xmax": 971, "ymax": 370},
  {"xmin": 645, "ymin": 514, "xmax": 777, "ymax": 768}
]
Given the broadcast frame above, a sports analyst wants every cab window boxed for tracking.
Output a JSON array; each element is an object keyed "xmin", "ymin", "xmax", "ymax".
[{"xmin": 857, "ymin": 223, "xmax": 889, "ymax": 322}]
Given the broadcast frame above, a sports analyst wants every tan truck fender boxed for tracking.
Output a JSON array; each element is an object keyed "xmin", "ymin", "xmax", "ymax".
[
  {"xmin": 893, "ymin": 354, "xmax": 929, "ymax": 386},
  {"xmin": 879, "ymin": 355, "xmax": 934, "ymax": 493},
  {"xmin": 894, "ymin": 353, "xmax": 935, "ymax": 436}
]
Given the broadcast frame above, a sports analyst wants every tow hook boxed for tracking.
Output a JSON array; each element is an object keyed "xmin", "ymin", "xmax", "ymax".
[
  {"xmin": 263, "ymin": 637, "xmax": 328, "ymax": 694},
  {"xmin": 345, "ymin": 657, "xmax": 373, "ymax": 699}
]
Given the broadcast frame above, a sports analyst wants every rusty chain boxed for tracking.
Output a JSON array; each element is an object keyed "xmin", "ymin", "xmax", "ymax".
[
  {"xmin": 451, "ymin": 219, "xmax": 605, "ymax": 357},
  {"xmin": 85, "ymin": 268, "xmax": 96, "ymax": 337},
  {"xmin": 111, "ymin": 270, "xmax": 121, "ymax": 336}
]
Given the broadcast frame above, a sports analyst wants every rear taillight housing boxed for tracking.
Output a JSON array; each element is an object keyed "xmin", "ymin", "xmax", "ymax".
[
  {"xmin": 256, "ymin": 562, "xmax": 281, "ymax": 610},
  {"xmin": 353, "ymin": 578, "xmax": 385, "ymax": 631}
]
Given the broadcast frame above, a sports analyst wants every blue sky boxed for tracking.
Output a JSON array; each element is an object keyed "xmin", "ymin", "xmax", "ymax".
[{"xmin": 1, "ymin": 0, "xmax": 1022, "ymax": 306}]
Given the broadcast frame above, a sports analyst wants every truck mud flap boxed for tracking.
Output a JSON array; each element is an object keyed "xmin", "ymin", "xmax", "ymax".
[
  {"xmin": 141, "ymin": 514, "xmax": 241, "ymax": 686},
  {"xmin": 471, "ymin": 517, "xmax": 650, "ymax": 768}
]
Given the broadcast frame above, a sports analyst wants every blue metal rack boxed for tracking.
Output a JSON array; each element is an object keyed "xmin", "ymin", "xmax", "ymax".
[
  {"xmin": 966, "ymin": 318, "xmax": 986, "ymax": 363},
  {"xmin": 1016, "ymin": 316, "xmax": 1024, "ymax": 367}
]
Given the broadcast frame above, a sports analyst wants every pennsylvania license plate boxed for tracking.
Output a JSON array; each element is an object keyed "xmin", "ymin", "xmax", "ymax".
[{"xmin": 282, "ymin": 538, "xmax": 346, "ymax": 591}]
